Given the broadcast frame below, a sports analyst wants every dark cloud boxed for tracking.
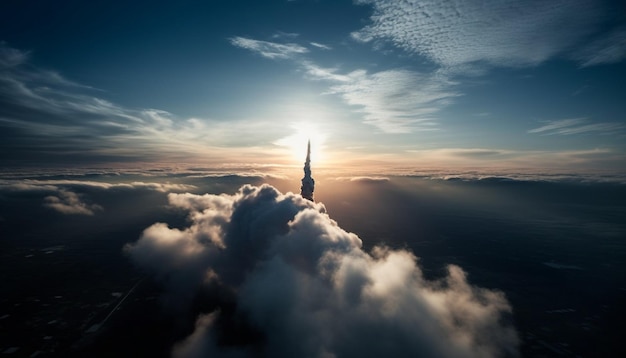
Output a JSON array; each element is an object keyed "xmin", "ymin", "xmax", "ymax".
[
  {"xmin": 44, "ymin": 189, "xmax": 102, "ymax": 215},
  {"xmin": 125, "ymin": 184, "xmax": 519, "ymax": 358},
  {"xmin": 0, "ymin": 174, "xmax": 202, "ymax": 219}
]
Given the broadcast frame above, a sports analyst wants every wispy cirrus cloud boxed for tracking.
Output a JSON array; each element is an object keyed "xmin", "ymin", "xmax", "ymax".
[
  {"xmin": 574, "ymin": 27, "xmax": 626, "ymax": 67},
  {"xmin": 323, "ymin": 68, "xmax": 459, "ymax": 133},
  {"xmin": 303, "ymin": 61, "xmax": 459, "ymax": 133},
  {"xmin": 0, "ymin": 43, "xmax": 297, "ymax": 165},
  {"xmin": 309, "ymin": 41, "xmax": 332, "ymax": 50},
  {"xmin": 231, "ymin": 37, "xmax": 459, "ymax": 133},
  {"xmin": 528, "ymin": 118, "xmax": 625, "ymax": 136},
  {"xmin": 301, "ymin": 61, "xmax": 351, "ymax": 82},
  {"xmin": 229, "ymin": 36, "xmax": 308, "ymax": 59},
  {"xmin": 271, "ymin": 31, "xmax": 299, "ymax": 40},
  {"xmin": 0, "ymin": 45, "xmax": 157, "ymax": 150},
  {"xmin": 352, "ymin": 0, "xmax": 612, "ymax": 68}
]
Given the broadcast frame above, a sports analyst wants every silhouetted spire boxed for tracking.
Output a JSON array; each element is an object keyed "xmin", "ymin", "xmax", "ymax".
[{"xmin": 300, "ymin": 140, "xmax": 315, "ymax": 201}]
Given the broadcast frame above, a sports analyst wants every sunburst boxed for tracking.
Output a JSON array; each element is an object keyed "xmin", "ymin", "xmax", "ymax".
[{"xmin": 274, "ymin": 122, "xmax": 326, "ymax": 164}]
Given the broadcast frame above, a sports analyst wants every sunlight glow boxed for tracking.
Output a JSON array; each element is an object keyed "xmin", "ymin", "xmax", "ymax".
[{"xmin": 274, "ymin": 122, "xmax": 327, "ymax": 164}]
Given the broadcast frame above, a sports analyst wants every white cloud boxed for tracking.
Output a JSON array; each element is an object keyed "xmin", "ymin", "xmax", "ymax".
[
  {"xmin": 310, "ymin": 41, "xmax": 332, "ymax": 50},
  {"xmin": 324, "ymin": 68, "xmax": 459, "ymax": 133},
  {"xmin": 125, "ymin": 184, "xmax": 519, "ymax": 357},
  {"xmin": 230, "ymin": 38, "xmax": 459, "ymax": 133},
  {"xmin": 353, "ymin": 0, "xmax": 606, "ymax": 67},
  {"xmin": 229, "ymin": 36, "xmax": 308, "ymax": 59},
  {"xmin": 301, "ymin": 61, "xmax": 351, "ymax": 82},
  {"xmin": 303, "ymin": 63, "xmax": 458, "ymax": 134},
  {"xmin": 528, "ymin": 118, "xmax": 625, "ymax": 135},
  {"xmin": 44, "ymin": 190, "xmax": 102, "ymax": 215}
]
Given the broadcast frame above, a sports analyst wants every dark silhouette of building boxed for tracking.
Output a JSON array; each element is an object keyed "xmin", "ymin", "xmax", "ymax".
[{"xmin": 300, "ymin": 140, "xmax": 315, "ymax": 201}]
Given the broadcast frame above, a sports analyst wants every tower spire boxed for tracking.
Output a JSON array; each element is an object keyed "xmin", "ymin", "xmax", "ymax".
[{"xmin": 300, "ymin": 139, "xmax": 315, "ymax": 201}]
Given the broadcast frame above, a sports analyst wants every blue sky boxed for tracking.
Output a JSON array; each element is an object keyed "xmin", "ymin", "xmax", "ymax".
[{"xmin": 1, "ymin": 0, "xmax": 625, "ymax": 172}]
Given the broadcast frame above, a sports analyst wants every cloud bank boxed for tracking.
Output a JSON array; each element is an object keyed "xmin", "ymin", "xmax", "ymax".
[
  {"xmin": 0, "ymin": 176, "xmax": 199, "ymax": 217},
  {"xmin": 322, "ymin": 68, "xmax": 457, "ymax": 133},
  {"xmin": 125, "ymin": 184, "xmax": 519, "ymax": 358}
]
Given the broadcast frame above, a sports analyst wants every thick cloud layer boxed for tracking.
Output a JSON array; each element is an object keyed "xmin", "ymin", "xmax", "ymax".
[{"xmin": 125, "ymin": 184, "xmax": 518, "ymax": 358}]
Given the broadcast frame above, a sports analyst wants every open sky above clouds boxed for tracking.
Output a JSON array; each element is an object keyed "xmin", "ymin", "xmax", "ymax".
[{"xmin": 1, "ymin": 0, "xmax": 625, "ymax": 172}]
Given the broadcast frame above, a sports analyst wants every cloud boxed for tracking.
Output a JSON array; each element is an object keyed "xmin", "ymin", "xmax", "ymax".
[
  {"xmin": 0, "ymin": 179, "xmax": 196, "ymax": 193},
  {"xmin": 528, "ymin": 118, "xmax": 625, "ymax": 136},
  {"xmin": 574, "ymin": 27, "xmax": 626, "ymax": 67},
  {"xmin": 228, "ymin": 38, "xmax": 458, "ymax": 133},
  {"xmin": 309, "ymin": 42, "xmax": 332, "ymax": 50},
  {"xmin": 327, "ymin": 69, "xmax": 458, "ymax": 133},
  {"xmin": 229, "ymin": 37, "xmax": 308, "ymax": 59},
  {"xmin": 173, "ymin": 313, "xmax": 248, "ymax": 358},
  {"xmin": 44, "ymin": 190, "xmax": 102, "ymax": 215},
  {"xmin": 0, "ymin": 177, "xmax": 202, "ymax": 217},
  {"xmin": 0, "ymin": 42, "xmax": 29, "ymax": 67},
  {"xmin": 0, "ymin": 43, "xmax": 297, "ymax": 165},
  {"xmin": 353, "ymin": 0, "xmax": 608, "ymax": 68},
  {"xmin": 301, "ymin": 61, "xmax": 351, "ymax": 82},
  {"xmin": 303, "ymin": 63, "xmax": 458, "ymax": 133},
  {"xmin": 125, "ymin": 184, "xmax": 519, "ymax": 357},
  {"xmin": 271, "ymin": 31, "xmax": 300, "ymax": 39},
  {"xmin": 0, "ymin": 43, "xmax": 169, "ymax": 162}
]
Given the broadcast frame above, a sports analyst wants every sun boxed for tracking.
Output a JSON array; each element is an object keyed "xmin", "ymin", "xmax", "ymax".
[{"xmin": 274, "ymin": 122, "xmax": 326, "ymax": 164}]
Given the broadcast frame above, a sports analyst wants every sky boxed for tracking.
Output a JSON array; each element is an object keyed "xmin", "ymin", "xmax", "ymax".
[{"xmin": 1, "ymin": 0, "xmax": 625, "ymax": 173}]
